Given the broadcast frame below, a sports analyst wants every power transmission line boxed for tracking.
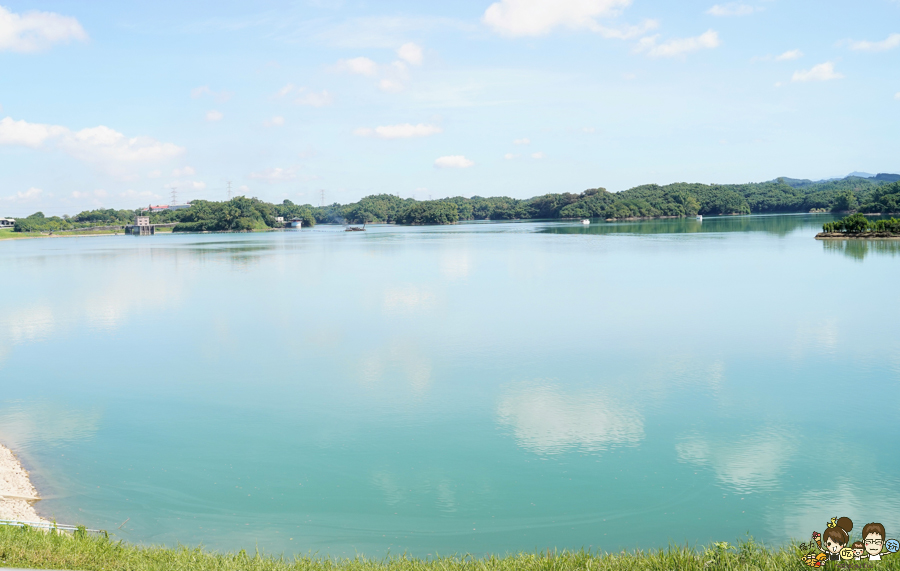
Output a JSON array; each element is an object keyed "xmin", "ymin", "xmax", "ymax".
[{"xmin": 227, "ymin": 181, "xmax": 232, "ymax": 201}]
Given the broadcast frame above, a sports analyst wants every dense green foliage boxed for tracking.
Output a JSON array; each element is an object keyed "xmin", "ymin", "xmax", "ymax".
[
  {"xmin": 13, "ymin": 209, "xmax": 136, "ymax": 232},
  {"xmin": 331, "ymin": 177, "xmax": 897, "ymax": 225},
  {"xmin": 858, "ymin": 181, "xmax": 900, "ymax": 213},
  {"xmin": 0, "ymin": 525, "xmax": 861, "ymax": 571},
  {"xmin": 9, "ymin": 175, "xmax": 900, "ymax": 232},
  {"xmin": 823, "ymin": 213, "xmax": 900, "ymax": 234},
  {"xmin": 396, "ymin": 200, "xmax": 460, "ymax": 224},
  {"xmin": 150, "ymin": 198, "xmax": 316, "ymax": 232}
]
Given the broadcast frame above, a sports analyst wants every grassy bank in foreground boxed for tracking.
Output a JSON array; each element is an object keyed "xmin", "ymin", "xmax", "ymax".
[{"xmin": 1, "ymin": 527, "xmax": 885, "ymax": 571}]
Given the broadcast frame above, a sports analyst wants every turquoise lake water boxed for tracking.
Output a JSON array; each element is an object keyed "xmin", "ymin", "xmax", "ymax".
[{"xmin": 1, "ymin": 215, "xmax": 899, "ymax": 557}]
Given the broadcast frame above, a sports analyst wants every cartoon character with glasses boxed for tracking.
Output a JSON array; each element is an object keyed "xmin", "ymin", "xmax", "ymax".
[
  {"xmin": 861, "ymin": 522, "xmax": 900, "ymax": 560},
  {"xmin": 863, "ymin": 522, "xmax": 887, "ymax": 560}
]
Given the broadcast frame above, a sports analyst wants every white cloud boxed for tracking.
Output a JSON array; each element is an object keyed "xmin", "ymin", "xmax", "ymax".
[
  {"xmin": 190, "ymin": 86, "xmax": 232, "ymax": 102},
  {"xmin": 504, "ymin": 153, "xmax": 517, "ymax": 159},
  {"xmin": 172, "ymin": 166, "xmax": 195, "ymax": 177},
  {"xmin": 775, "ymin": 49, "xmax": 803, "ymax": 61},
  {"xmin": 119, "ymin": 189, "xmax": 161, "ymax": 200},
  {"xmin": 70, "ymin": 189, "xmax": 107, "ymax": 200},
  {"xmin": 0, "ymin": 5, "xmax": 88, "ymax": 52},
  {"xmin": 274, "ymin": 83, "xmax": 295, "ymax": 98},
  {"xmin": 0, "ymin": 187, "xmax": 42, "ymax": 203},
  {"xmin": 636, "ymin": 29, "xmax": 720, "ymax": 57},
  {"xmin": 191, "ymin": 181, "xmax": 206, "ymax": 190},
  {"xmin": 844, "ymin": 33, "xmax": 900, "ymax": 52},
  {"xmin": 497, "ymin": 384, "xmax": 644, "ymax": 455},
  {"xmin": 378, "ymin": 78, "xmax": 404, "ymax": 92},
  {"xmin": 0, "ymin": 118, "xmax": 183, "ymax": 174},
  {"xmin": 482, "ymin": 0, "xmax": 634, "ymax": 37},
  {"xmin": 531, "ymin": 151, "xmax": 546, "ymax": 159},
  {"xmin": 0, "ymin": 116, "xmax": 66, "ymax": 147},
  {"xmin": 895, "ymin": 92, "xmax": 900, "ymax": 101},
  {"xmin": 205, "ymin": 110, "xmax": 223, "ymax": 122},
  {"xmin": 434, "ymin": 155, "xmax": 474, "ymax": 168},
  {"xmin": 295, "ymin": 89, "xmax": 333, "ymax": 107},
  {"xmin": 334, "ymin": 56, "xmax": 379, "ymax": 76},
  {"xmin": 147, "ymin": 169, "xmax": 161, "ymax": 179},
  {"xmin": 396, "ymin": 42, "xmax": 423, "ymax": 65},
  {"xmin": 792, "ymin": 61, "xmax": 843, "ymax": 82},
  {"xmin": 706, "ymin": 3, "xmax": 758, "ymax": 16},
  {"xmin": 248, "ymin": 166, "xmax": 298, "ymax": 183},
  {"xmin": 513, "ymin": 137, "xmax": 530, "ymax": 145},
  {"xmin": 354, "ymin": 123, "xmax": 442, "ymax": 139},
  {"xmin": 583, "ymin": 126, "xmax": 596, "ymax": 133},
  {"xmin": 264, "ymin": 116, "xmax": 285, "ymax": 127}
]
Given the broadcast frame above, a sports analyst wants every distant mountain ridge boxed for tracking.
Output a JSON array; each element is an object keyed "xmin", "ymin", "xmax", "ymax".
[{"xmin": 775, "ymin": 172, "xmax": 900, "ymax": 188}]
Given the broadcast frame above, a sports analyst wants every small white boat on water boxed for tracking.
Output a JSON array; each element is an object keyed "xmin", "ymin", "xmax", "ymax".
[
  {"xmin": 581, "ymin": 219, "xmax": 590, "ymax": 225},
  {"xmin": 696, "ymin": 215, "xmax": 703, "ymax": 221}
]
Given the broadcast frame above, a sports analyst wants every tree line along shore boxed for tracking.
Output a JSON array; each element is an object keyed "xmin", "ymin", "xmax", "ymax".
[
  {"xmin": 0, "ymin": 526, "xmax": 866, "ymax": 571},
  {"xmin": 6, "ymin": 176, "xmax": 900, "ymax": 234}
]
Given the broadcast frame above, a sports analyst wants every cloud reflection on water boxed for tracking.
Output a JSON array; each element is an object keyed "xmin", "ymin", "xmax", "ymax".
[
  {"xmin": 0, "ymin": 401, "xmax": 101, "ymax": 450},
  {"xmin": 497, "ymin": 382, "xmax": 644, "ymax": 455},
  {"xmin": 676, "ymin": 428, "xmax": 797, "ymax": 493}
]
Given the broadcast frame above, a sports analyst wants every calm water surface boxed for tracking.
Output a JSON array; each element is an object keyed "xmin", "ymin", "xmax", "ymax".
[{"xmin": 1, "ymin": 215, "xmax": 899, "ymax": 556}]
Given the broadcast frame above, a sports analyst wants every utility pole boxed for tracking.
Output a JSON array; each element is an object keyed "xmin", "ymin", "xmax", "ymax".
[
  {"xmin": 170, "ymin": 187, "xmax": 178, "ymax": 206},
  {"xmin": 227, "ymin": 181, "xmax": 232, "ymax": 201}
]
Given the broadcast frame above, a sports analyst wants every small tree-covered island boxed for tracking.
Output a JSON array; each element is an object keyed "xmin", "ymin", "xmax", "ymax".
[
  {"xmin": 817, "ymin": 213, "xmax": 900, "ymax": 239},
  {"xmin": 8, "ymin": 176, "xmax": 900, "ymax": 234}
]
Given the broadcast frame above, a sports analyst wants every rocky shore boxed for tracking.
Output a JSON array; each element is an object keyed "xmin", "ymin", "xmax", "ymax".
[{"xmin": 0, "ymin": 443, "xmax": 44, "ymax": 522}]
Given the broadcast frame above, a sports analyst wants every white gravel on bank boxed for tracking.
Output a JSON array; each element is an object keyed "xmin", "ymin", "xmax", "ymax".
[{"xmin": 0, "ymin": 443, "xmax": 44, "ymax": 523}]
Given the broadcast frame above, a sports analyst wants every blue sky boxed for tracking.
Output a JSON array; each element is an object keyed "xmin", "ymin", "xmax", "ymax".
[{"xmin": 1, "ymin": 0, "xmax": 899, "ymax": 216}]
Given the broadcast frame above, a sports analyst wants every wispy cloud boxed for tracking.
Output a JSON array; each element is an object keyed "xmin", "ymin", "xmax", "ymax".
[
  {"xmin": 0, "ymin": 5, "xmax": 87, "ymax": 52},
  {"xmin": 295, "ymin": 89, "xmax": 333, "ymax": 107},
  {"xmin": 396, "ymin": 42, "xmax": 423, "ymax": 65},
  {"xmin": 333, "ymin": 56, "xmax": 379, "ymax": 76},
  {"xmin": 775, "ymin": 49, "xmax": 803, "ymax": 61},
  {"xmin": 264, "ymin": 116, "xmax": 285, "ymax": 127},
  {"xmin": 190, "ymin": 86, "xmax": 233, "ymax": 102},
  {"xmin": 706, "ymin": 3, "xmax": 760, "ymax": 16},
  {"xmin": 248, "ymin": 166, "xmax": 299, "ymax": 183},
  {"xmin": 636, "ymin": 30, "xmax": 720, "ymax": 58},
  {"xmin": 841, "ymin": 33, "xmax": 900, "ymax": 52},
  {"xmin": 483, "ymin": 0, "xmax": 639, "ymax": 37},
  {"xmin": 354, "ymin": 123, "xmax": 442, "ymax": 139},
  {"xmin": 205, "ymin": 110, "xmax": 223, "ymax": 122},
  {"xmin": 0, "ymin": 187, "xmax": 43, "ymax": 203},
  {"xmin": 311, "ymin": 15, "xmax": 472, "ymax": 49},
  {"xmin": 172, "ymin": 166, "xmax": 195, "ymax": 177},
  {"xmin": 434, "ymin": 155, "xmax": 473, "ymax": 168},
  {"xmin": 513, "ymin": 138, "xmax": 530, "ymax": 145},
  {"xmin": 792, "ymin": 62, "xmax": 843, "ymax": 82}
]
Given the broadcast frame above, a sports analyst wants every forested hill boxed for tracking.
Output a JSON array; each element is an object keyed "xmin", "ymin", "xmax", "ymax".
[
  {"xmin": 330, "ymin": 176, "xmax": 899, "ymax": 224},
  {"xmin": 9, "ymin": 176, "xmax": 900, "ymax": 232}
]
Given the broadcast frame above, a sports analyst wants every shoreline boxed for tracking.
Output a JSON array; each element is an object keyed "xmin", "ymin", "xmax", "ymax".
[
  {"xmin": 0, "ymin": 442, "xmax": 45, "ymax": 522},
  {"xmin": 815, "ymin": 232, "xmax": 900, "ymax": 240}
]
